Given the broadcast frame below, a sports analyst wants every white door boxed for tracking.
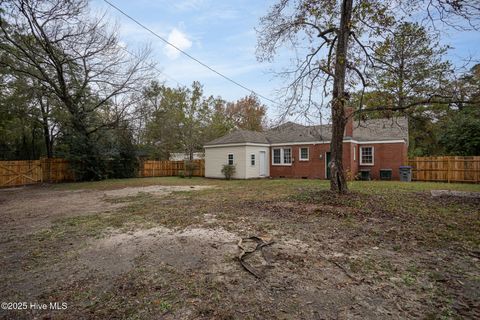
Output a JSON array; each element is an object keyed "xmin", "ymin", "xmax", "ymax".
[{"xmin": 259, "ymin": 151, "xmax": 267, "ymax": 176}]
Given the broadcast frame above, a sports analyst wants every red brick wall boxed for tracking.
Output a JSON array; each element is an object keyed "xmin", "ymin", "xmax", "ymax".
[
  {"xmin": 345, "ymin": 142, "xmax": 357, "ymax": 178},
  {"xmin": 357, "ymin": 143, "xmax": 407, "ymax": 180},
  {"xmin": 269, "ymin": 144, "xmax": 354, "ymax": 179},
  {"xmin": 270, "ymin": 144, "xmax": 325, "ymax": 179},
  {"xmin": 269, "ymin": 142, "xmax": 407, "ymax": 180}
]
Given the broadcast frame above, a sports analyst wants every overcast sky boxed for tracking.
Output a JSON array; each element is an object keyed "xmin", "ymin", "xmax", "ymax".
[{"xmin": 92, "ymin": 0, "xmax": 479, "ymax": 121}]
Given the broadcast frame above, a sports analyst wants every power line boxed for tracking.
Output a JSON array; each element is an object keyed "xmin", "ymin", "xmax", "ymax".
[
  {"xmin": 117, "ymin": 44, "xmax": 185, "ymax": 87},
  {"xmin": 91, "ymin": 21, "xmax": 186, "ymax": 87},
  {"xmin": 103, "ymin": 0, "xmax": 280, "ymax": 106}
]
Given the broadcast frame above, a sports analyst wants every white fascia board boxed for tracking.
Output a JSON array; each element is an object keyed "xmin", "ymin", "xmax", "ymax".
[
  {"xmin": 205, "ymin": 139, "xmax": 406, "ymax": 148},
  {"xmin": 270, "ymin": 139, "xmax": 406, "ymax": 146},
  {"xmin": 355, "ymin": 140, "xmax": 406, "ymax": 144},
  {"xmin": 204, "ymin": 142, "xmax": 270, "ymax": 148},
  {"xmin": 270, "ymin": 141, "xmax": 330, "ymax": 146}
]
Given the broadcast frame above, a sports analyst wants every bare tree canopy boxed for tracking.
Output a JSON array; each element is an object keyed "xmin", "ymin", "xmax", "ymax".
[
  {"xmin": 0, "ymin": 0, "xmax": 153, "ymax": 179},
  {"xmin": 256, "ymin": 0, "xmax": 479, "ymax": 193},
  {"xmin": 0, "ymin": 0, "xmax": 152, "ymax": 124}
]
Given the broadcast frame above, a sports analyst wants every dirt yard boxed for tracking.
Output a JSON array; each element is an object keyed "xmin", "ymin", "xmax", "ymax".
[{"xmin": 0, "ymin": 178, "xmax": 479, "ymax": 319}]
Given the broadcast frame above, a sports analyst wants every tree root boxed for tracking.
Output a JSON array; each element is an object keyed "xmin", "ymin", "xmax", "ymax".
[{"xmin": 238, "ymin": 236, "xmax": 275, "ymax": 278}]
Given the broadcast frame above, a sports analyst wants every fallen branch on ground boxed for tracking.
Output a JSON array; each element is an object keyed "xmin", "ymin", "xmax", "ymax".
[{"xmin": 320, "ymin": 254, "xmax": 364, "ymax": 284}]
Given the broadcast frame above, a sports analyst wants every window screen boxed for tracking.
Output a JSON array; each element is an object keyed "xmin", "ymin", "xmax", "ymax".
[
  {"xmin": 283, "ymin": 148, "xmax": 292, "ymax": 164},
  {"xmin": 273, "ymin": 149, "xmax": 281, "ymax": 164}
]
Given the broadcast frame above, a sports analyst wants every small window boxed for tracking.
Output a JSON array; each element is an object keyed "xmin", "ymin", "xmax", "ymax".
[
  {"xmin": 273, "ymin": 148, "xmax": 281, "ymax": 164},
  {"xmin": 353, "ymin": 146, "xmax": 356, "ymax": 161},
  {"xmin": 250, "ymin": 154, "xmax": 255, "ymax": 166},
  {"xmin": 228, "ymin": 154, "xmax": 234, "ymax": 165},
  {"xmin": 283, "ymin": 148, "xmax": 292, "ymax": 164},
  {"xmin": 360, "ymin": 147, "xmax": 374, "ymax": 165},
  {"xmin": 299, "ymin": 147, "xmax": 309, "ymax": 161}
]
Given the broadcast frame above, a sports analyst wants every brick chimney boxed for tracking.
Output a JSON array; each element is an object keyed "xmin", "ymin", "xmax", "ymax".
[{"xmin": 345, "ymin": 107, "xmax": 354, "ymax": 138}]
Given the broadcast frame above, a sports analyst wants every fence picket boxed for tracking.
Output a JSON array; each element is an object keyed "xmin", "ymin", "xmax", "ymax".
[
  {"xmin": 0, "ymin": 159, "xmax": 205, "ymax": 188},
  {"xmin": 138, "ymin": 160, "xmax": 205, "ymax": 178},
  {"xmin": 409, "ymin": 156, "xmax": 480, "ymax": 183},
  {"xmin": 3, "ymin": 156, "xmax": 477, "ymax": 187}
]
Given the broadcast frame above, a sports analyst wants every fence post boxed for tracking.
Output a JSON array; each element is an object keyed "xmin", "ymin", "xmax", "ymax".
[
  {"xmin": 40, "ymin": 158, "xmax": 44, "ymax": 183},
  {"xmin": 477, "ymin": 157, "xmax": 479, "ymax": 183},
  {"xmin": 40, "ymin": 157, "xmax": 51, "ymax": 183},
  {"xmin": 447, "ymin": 157, "xmax": 451, "ymax": 183},
  {"xmin": 477, "ymin": 156, "xmax": 479, "ymax": 183}
]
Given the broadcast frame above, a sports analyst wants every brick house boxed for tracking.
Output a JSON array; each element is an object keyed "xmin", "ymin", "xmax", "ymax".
[{"xmin": 204, "ymin": 116, "xmax": 408, "ymax": 180}]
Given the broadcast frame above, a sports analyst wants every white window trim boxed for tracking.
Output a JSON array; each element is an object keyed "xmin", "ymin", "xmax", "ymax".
[
  {"xmin": 353, "ymin": 146, "xmax": 356, "ymax": 161},
  {"xmin": 359, "ymin": 146, "xmax": 374, "ymax": 166},
  {"xmin": 227, "ymin": 153, "xmax": 234, "ymax": 165},
  {"xmin": 299, "ymin": 147, "xmax": 309, "ymax": 161},
  {"xmin": 250, "ymin": 153, "xmax": 256, "ymax": 166},
  {"xmin": 272, "ymin": 147, "xmax": 292, "ymax": 166}
]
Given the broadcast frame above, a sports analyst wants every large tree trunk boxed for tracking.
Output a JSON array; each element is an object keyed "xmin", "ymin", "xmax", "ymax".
[
  {"xmin": 39, "ymin": 97, "xmax": 53, "ymax": 158},
  {"xmin": 31, "ymin": 125, "xmax": 36, "ymax": 159},
  {"xmin": 42, "ymin": 124, "xmax": 52, "ymax": 158},
  {"xmin": 330, "ymin": 0, "xmax": 353, "ymax": 194}
]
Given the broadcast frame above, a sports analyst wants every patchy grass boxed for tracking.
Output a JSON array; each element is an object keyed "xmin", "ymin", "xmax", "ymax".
[
  {"xmin": 348, "ymin": 180, "xmax": 480, "ymax": 193},
  {"xmin": 1, "ymin": 178, "xmax": 479, "ymax": 319},
  {"xmin": 52, "ymin": 176, "xmax": 480, "ymax": 193},
  {"xmin": 52, "ymin": 176, "xmax": 217, "ymax": 190}
]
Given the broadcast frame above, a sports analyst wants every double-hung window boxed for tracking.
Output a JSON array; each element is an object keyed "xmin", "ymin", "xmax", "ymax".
[
  {"xmin": 272, "ymin": 148, "xmax": 292, "ymax": 165},
  {"xmin": 250, "ymin": 154, "xmax": 256, "ymax": 166},
  {"xmin": 273, "ymin": 149, "xmax": 281, "ymax": 164},
  {"xmin": 299, "ymin": 147, "xmax": 309, "ymax": 161},
  {"xmin": 227, "ymin": 154, "xmax": 234, "ymax": 165},
  {"xmin": 360, "ymin": 147, "xmax": 374, "ymax": 165},
  {"xmin": 283, "ymin": 148, "xmax": 291, "ymax": 164}
]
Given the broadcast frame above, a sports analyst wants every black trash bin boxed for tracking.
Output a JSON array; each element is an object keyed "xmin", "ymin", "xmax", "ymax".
[{"xmin": 399, "ymin": 166, "xmax": 412, "ymax": 182}]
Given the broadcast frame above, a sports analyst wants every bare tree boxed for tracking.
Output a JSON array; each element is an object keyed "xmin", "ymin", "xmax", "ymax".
[
  {"xmin": 0, "ymin": 0, "xmax": 153, "ymax": 178},
  {"xmin": 256, "ymin": 0, "xmax": 479, "ymax": 193},
  {"xmin": 34, "ymin": 86, "xmax": 60, "ymax": 158}
]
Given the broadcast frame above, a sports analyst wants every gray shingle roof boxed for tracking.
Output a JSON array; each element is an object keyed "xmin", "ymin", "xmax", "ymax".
[
  {"xmin": 352, "ymin": 117, "xmax": 408, "ymax": 141},
  {"xmin": 266, "ymin": 122, "xmax": 329, "ymax": 143},
  {"xmin": 204, "ymin": 117, "xmax": 408, "ymax": 146},
  {"xmin": 204, "ymin": 129, "xmax": 270, "ymax": 145}
]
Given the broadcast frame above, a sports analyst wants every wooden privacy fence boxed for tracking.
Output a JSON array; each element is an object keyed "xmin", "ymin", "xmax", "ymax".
[
  {"xmin": 0, "ymin": 160, "xmax": 42, "ymax": 187},
  {"xmin": 41, "ymin": 158, "xmax": 76, "ymax": 183},
  {"xmin": 0, "ymin": 158, "xmax": 205, "ymax": 188},
  {"xmin": 0, "ymin": 158, "xmax": 75, "ymax": 187},
  {"xmin": 408, "ymin": 156, "xmax": 480, "ymax": 183},
  {"xmin": 139, "ymin": 159, "xmax": 205, "ymax": 177}
]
